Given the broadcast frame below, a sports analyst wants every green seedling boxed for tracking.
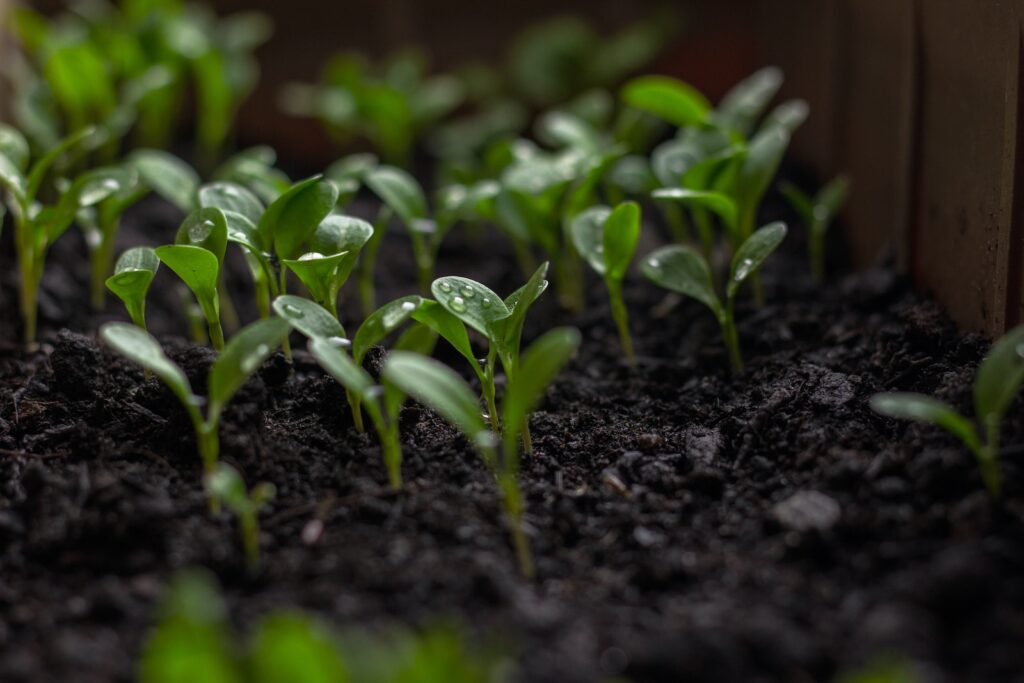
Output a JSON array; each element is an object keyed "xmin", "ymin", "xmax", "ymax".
[
  {"xmin": 274, "ymin": 294, "xmax": 430, "ymax": 487},
  {"xmin": 570, "ymin": 202, "xmax": 641, "ymax": 364},
  {"xmin": 0, "ymin": 124, "xmax": 137, "ymax": 344},
  {"xmin": 129, "ymin": 148, "xmax": 201, "ymax": 214},
  {"xmin": 213, "ymin": 146, "xmax": 292, "ymax": 204},
  {"xmin": 156, "ymin": 208, "xmax": 229, "ymax": 349},
  {"xmin": 620, "ymin": 75, "xmax": 711, "ymax": 129},
  {"xmin": 283, "ymin": 215, "xmax": 374, "ymax": 319},
  {"xmin": 383, "ymin": 327, "xmax": 579, "ymax": 578},
  {"xmin": 99, "ymin": 319, "xmax": 289, "ymax": 486},
  {"xmin": 142, "ymin": 570, "xmax": 505, "ymax": 683},
  {"xmin": 326, "ymin": 152, "xmax": 378, "ymax": 207},
  {"xmin": 205, "ymin": 463, "xmax": 275, "ymax": 571},
  {"xmin": 780, "ymin": 175, "xmax": 850, "ymax": 282},
  {"xmin": 642, "ymin": 221, "xmax": 787, "ymax": 373},
  {"xmin": 106, "ymin": 246, "xmax": 160, "ymax": 330},
  {"xmin": 429, "ymin": 263, "xmax": 549, "ymax": 443},
  {"xmin": 871, "ymin": 324, "xmax": 1024, "ymax": 498},
  {"xmin": 364, "ymin": 165, "xmax": 444, "ymax": 294}
]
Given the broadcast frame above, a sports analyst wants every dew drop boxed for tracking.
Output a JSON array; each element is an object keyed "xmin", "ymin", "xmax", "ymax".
[
  {"xmin": 734, "ymin": 258, "xmax": 755, "ymax": 281},
  {"xmin": 241, "ymin": 344, "xmax": 270, "ymax": 373},
  {"xmin": 401, "ymin": 300, "xmax": 417, "ymax": 312},
  {"xmin": 327, "ymin": 336, "xmax": 351, "ymax": 348},
  {"xmin": 438, "ymin": 282, "xmax": 452, "ymax": 293},
  {"xmin": 450, "ymin": 296, "xmax": 467, "ymax": 313},
  {"xmin": 300, "ymin": 252, "xmax": 326, "ymax": 261},
  {"xmin": 282, "ymin": 303, "xmax": 304, "ymax": 318},
  {"xmin": 480, "ymin": 298, "xmax": 491, "ymax": 308},
  {"xmin": 460, "ymin": 286, "xmax": 475, "ymax": 298},
  {"xmin": 648, "ymin": 258, "xmax": 660, "ymax": 269}
]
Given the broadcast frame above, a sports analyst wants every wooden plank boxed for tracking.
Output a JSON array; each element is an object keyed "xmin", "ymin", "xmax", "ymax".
[
  {"xmin": 912, "ymin": 0, "xmax": 1020, "ymax": 335},
  {"xmin": 831, "ymin": 0, "xmax": 916, "ymax": 270}
]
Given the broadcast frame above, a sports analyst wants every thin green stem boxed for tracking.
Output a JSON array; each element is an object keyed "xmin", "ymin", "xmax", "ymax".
[
  {"xmin": 240, "ymin": 514, "xmax": 259, "ymax": 571},
  {"xmin": 720, "ymin": 302, "xmax": 744, "ymax": 374},
  {"xmin": 607, "ymin": 279, "xmax": 635, "ymax": 366},
  {"xmin": 484, "ymin": 349, "xmax": 501, "ymax": 433},
  {"xmin": 207, "ymin": 317, "xmax": 225, "ymax": 351}
]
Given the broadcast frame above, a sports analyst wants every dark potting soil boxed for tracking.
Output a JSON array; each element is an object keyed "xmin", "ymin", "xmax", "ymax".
[{"xmin": 1, "ymin": 197, "xmax": 1023, "ymax": 683}]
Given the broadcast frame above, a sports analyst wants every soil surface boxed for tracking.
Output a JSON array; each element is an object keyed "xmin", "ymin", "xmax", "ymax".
[{"xmin": 1, "ymin": 194, "xmax": 1023, "ymax": 683}]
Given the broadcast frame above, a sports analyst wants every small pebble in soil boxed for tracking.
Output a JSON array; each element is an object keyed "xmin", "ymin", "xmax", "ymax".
[{"xmin": 771, "ymin": 490, "xmax": 841, "ymax": 533}]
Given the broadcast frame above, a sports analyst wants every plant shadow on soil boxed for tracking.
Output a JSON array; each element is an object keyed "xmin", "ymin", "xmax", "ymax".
[{"xmin": 1, "ymin": 191, "xmax": 1023, "ymax": 683}]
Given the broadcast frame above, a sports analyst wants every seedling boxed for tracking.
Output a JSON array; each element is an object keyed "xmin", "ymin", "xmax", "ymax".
[
  {"xmin": 383, "ymin": 326, "xmax": 580, "ymax": 577},
  {"xmin": 213, "ymin": 146, "xmax": 291, "ymax": 204},
  {"xmin": 780, "ymin": 175, "xmax": 850, "ymax": 282},
  {"xmin": 106, "ymin": 247, "xmax": 160, "ymax": 331},
  {"xmin": 99, "ymin": 318, "xmax": 290, "ymax": 485},
  {"xmin": 156, "ymin": 208, "xmax": 229, "ymax": 349},
  {"xmin": 205, "ymin": 463, "xmax": 275, "ymax": 570},
  {"xmin": 0, "ymin": 124, "xmax": 137, "ymax": 344},
  {"xmin": 273, "ymin": 294, "xmax": 431, "ymax": 487},
  {"xmin": 282, "ymin": 215, "xmax": 374, "ymax": 319},
  {"xmin": 570, "ymin": 202, "xmax": 641, "ymax": 364},
  {"xmin": 870, "ymin": 324, "xmax": 1024, "ymax": 498},
  {"xmin": 430, "ymin": 263, "xmax": 549, "ymax": 443},
  {"xmin": 642, "ymin": 221, "xmax": 787, "ymax": 373},
  {"xmin": 620, "ymin": 75, "xmax": 711, "ymax": 129},
  {"xmin": 364, "ymin": 165, "xmax": 442, "ymax": 294}
]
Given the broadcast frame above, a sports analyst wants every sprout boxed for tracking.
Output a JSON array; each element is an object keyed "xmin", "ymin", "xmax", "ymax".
[
  {"xmin": 364, "ymin": 165, "xmax": 443, "ymax": 294},
  {"xmin": 382, "ymin": 327, "xmax": 580, "ymax": 577},
  {"xmin": 213, "ymin": 146, "xmax": 291, "ymax": 204},
  {"xmin": 325, "ymin": 152, "xmax": 378, "ymax": 208},
  {"xmin": 429, "ymin": 263, "xmax": 549, "ymax": 444},
  {"xmin": 106, "ymin": 247, "xmax": 160, "ymax": 331},
  {"xmin": 780, "ymin": 175, "xmax": 850, "ymax": 282},
  {"xmin": 570, "ymin": 201, "xmax": 641, "ymax": 364},
  {"xmin": 99, "ymin": 318, "xmax": 290, "ymax": 489},
  {"xmin": 282, "ymin": 215, "xmax": 373, "ymax": 319},
  {"xmin": 0, "ymin": 124, "xmax": 137, "ymax": 344},
  {"xmin": 273, "ymin": 294, "xmax": 430, "ymax": 487},
  {"xmin": 642, "ymin": 221, "xmax": 787, "ymax": 373},
  {"xmin": 128, "ymin": 149, "xmax": 201, "ymax": 215},
  {"xmin": 871, "ymin": 324, "xmax": 1024, "ymax": 498},
  {"xmin": 156, "ymin": 208, "xmax": 229, "ymax": 349},
  {"xmin": 620, "ymin": 75, "xmax": 711, "ymax": 128},
  {"xmin": 205, "ymin": 463, "xmax": 275, "ymax": 570}
]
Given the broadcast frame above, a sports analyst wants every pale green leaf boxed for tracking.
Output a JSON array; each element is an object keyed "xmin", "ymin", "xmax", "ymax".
[
  {"xmin": 642, "ymin": 245, "xmax": 721, "ymax": 316},
  {"xmin": 727, "ymin": 221, "xmax": 787, "ymax": 299}
]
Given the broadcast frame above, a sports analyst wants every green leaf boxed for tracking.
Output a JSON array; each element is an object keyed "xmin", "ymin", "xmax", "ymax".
[
  {"xmin": 974, "ymin": 324, "xmax": 1024, "ymax": 425},
  {"xmin": 0, "ymin": 124, "xmax": 29, "ymax": 171},
  {"xmin": 431, "ymin": 276, "xmax": 511, "ymax": 339},
  {"xmin": 871, "ymin": 393, "xmax": 982, "ymax": 453},
  {"xmin": 569, "ymin": 205, "xmax": 612, "ymax": 276},
  {"xmin": 762, "ymin": 99, "xmax": 809, "ymax": 135},
  {"xmin": 607, "ymin": 155, "xmax": 656, "ymax": 195},
  {"xmin": 641, "ymin": 245, "xmax": 721, "ymax": 316},
  {"xmin": 411, "ymin": 300, "xmax": 482, "ymax": 377},
  {"xmin": 308, "ymin": 337, "xmax": 375, "ymax": 399},
  {"xmin": 736, "ymin": 127, "xmax": 790, "ymax": 224},
  {"xmin": 382, "ymin": 352, "xmax": 488, "ymax": 445},
  {"xmin": 155, "ymin": 245, "xmax": 221, "ymax": 321},
  {"xmin": 258, "ymin": 176, "xmax": 339, "ymax": 260},
  {"xmin": 352, "ymin": 295, "xmax": 424, "ymax": 364},
  {"xmin": 140, "ymin": 571, "xmax": 241, "ymax": 683},
  {"xmin": 310, "ymin": 214, "xmax": 374, "ymax": 286},
  {"xmin": 129, "ymin": 149, "xmax": 200, "ymax": 213},
  {"xmin": 0, "ymin": 151, "xmax": 28, "ymax": 206},
  {"xmin": 273, "ymin": 295, "xmax": 346, "ymax": 341},
  {"xmin": 536, "ymin": 111, "xmax": 601, "ymax": 152},
  {"xmin": 249, "ymin": 614, "xmax": 349, "ymax": 683},
  {"xmin": 282, "ymin": 252, "xmax": 348, "ymax": 311},
  {"xmin": 715, "ymin": 66, "xmax": 784, "ymax": 136},
  {"xmin": 208, "ymin": 317, "xmax": 291, "ymax": 415},
  {"xmin": 26, "ymin": 126, "xmax": 98, "ymax": 201},
  {"xmin": 727, "ymin": 221, "xmax": 787, "ymax": 300},
  {"xmin": 496, "ymin": 262, "xmax": 550, "ymax": 358},
  {"xmin": 779, "ymin": 182, "xmax": 815, "ymax": 227},
  {"xmin": 502, "ymin": 327, "xmax": 580, "ymax": 453},
  {"xmin": 48, "ymin": 166, "xmax": 137, "ymax": 241},
  {"xmin": 99, "ymin": 322, "xmax": 197, "ymax": 412},
  {"xmin": 814, "ymin": 175, "xmax": 850, "ymax": 230},
  {"xmin": 106, "ymin": 247, "xmax": 159, "ymax": 328},
  {"xmin": 176, "ymin": 208, "xmax": 229, "ymax": 265},
  {"xmin": 621, "ymin": 75, "xmax": 711, "ymax": 128},
  {"xmin": 653, "ymin": 188, "xmax": 738, "ymax": 233},
  {"xmin": 602, "ymin": 201, "xmax": 641, "ymax": 282},
  {"xmin": 364, "ymin": 165, "xmax": 427, "ymax": 227},
  {"xmin": 198, "ymin": 182, "xmax": 264, "ymax": 225}
]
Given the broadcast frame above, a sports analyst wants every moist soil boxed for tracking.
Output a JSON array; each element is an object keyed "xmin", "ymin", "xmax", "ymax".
[{"xmin": 1, "ymin": 196, "xmax": 1023, "ymax": 683}]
